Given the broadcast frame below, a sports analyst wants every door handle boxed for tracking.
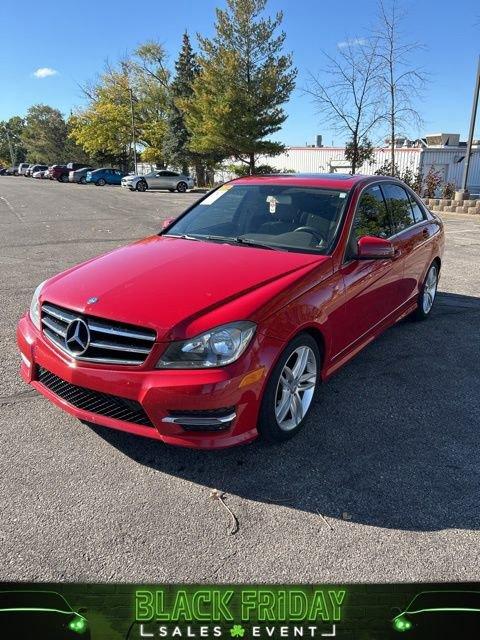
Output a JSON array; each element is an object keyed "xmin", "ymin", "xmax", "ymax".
[{"xmin": 422, "ymin": 228, "xmax": 429, "ymax": 238}]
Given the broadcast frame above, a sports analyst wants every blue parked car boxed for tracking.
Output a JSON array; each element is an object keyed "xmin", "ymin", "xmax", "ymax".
[{"xmin": 86, "ymin": 168, "xmax": 126, "ymax": 186}]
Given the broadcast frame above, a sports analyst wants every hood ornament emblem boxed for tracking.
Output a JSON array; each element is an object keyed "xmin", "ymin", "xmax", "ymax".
[{"xmin": 87, "ymin": 297, "xmax": 99, "ymax": 305}]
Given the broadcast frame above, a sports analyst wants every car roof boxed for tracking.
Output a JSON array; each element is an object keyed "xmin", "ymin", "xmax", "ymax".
[{"xmin": 231, "ymin": 173, "xmax": 398, "ymax": 190}]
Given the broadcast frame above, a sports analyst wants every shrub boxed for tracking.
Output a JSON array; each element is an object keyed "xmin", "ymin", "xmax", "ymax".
[
  {"xmin": 423, "ymin": 166, "xmax": 443, "ymax": 198},
  {"xmin": 442, "ymin": 182, "xmax": 455, "ymax": 199}
]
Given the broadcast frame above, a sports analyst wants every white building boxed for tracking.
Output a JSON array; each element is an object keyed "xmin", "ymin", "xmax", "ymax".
[{"xmin": 216, "ymin": 133, "xmax": 480, "ymax": 194}]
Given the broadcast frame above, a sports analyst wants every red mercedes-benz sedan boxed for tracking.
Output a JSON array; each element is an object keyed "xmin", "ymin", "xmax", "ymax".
[{"xmin": 17, "ymin": 174, "xmax": 444, "ymax": 449}]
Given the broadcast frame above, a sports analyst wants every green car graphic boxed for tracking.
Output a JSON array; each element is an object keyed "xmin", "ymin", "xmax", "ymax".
[
  {"xmin": 391, "ymin": 591, "xmax": 480, "ymax": 638},
  {"xmin": 0, "ymin": 590, "xmax": 90, "ymax": 639}
]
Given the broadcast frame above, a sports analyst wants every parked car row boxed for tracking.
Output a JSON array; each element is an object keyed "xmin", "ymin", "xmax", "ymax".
[{"xmin": 2, "ymin": 162, "xmax": 195, "ymax": 192}]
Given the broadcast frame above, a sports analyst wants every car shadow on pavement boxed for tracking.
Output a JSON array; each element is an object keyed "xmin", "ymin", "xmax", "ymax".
[{"xmin": 88, "ymin": 292, "xmax": 480, "ymax": 532}]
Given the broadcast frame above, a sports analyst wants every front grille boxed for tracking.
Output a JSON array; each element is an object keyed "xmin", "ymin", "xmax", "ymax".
[
  {"xmin": 37, "ymin": 366, "xmax": 153, "ymax": 427},
  {"xmin": 41, "ymin": 302, "xmax": 156, "ymax": 366}
]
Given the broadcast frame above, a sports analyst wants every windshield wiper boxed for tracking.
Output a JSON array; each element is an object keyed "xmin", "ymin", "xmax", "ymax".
[
  {"xmin": 168, "ymin": 234, "xmax": 286, "ymax": 251},
  {"xmin": 167, "ymin": 234, "xmax": 202, "ymax": 241},
  {"xmin": 232, "ymin": 236, "xmax": 288, "ymax": 252}
]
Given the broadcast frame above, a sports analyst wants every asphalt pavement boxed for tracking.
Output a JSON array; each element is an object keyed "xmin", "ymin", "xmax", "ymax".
[{"xmin": 1, "ymin": 177, "xmax": 480, "ymax": 583}]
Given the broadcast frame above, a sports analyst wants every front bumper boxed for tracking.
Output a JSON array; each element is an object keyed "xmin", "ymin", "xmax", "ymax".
[{"xmin": 17, "ymin": 314, "xmax": 282, "ymax": 449}]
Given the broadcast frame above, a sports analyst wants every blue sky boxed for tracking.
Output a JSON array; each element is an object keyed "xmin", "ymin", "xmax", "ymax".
[{"xmin": 1, "ymin": 0, "xmax": 479, "ymax": 146}]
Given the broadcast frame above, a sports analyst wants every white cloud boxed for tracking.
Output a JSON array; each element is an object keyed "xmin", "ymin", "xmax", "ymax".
[
  {"xmin": 33, "ymin": 67, "xmax": 59, "ymax": 79},
  {"xmin": 337, "ymin": 38, "xmax": 367, "ymax": 49}
]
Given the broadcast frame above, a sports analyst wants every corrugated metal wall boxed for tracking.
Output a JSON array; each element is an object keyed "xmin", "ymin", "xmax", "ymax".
[
  {"xmin": 264, "ymin": 147, "xmax": 422, "ymax": 175},
  {"xmin": 421, "ymin": 148, "xmax": 480, "ymax": 189},
  {"xmin": 214, "ymin": 147, "xmax": 480, "ymax": 190}
]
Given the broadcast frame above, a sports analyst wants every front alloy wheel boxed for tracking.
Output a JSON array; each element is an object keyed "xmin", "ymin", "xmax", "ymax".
[
  {"xmin": 258, "ymin": 334, "xmax": 320, "ymax": 442},
  {"xmin": 136, "ymin": 180, "xmax": 147, "ymax": 192},
  {"xmin": 413, "ymin": 262, "xmax": 439, "ymax": 320},
  {"xmin": 177, "ymin": 181, "xmax": 187, "ymax": 193}
]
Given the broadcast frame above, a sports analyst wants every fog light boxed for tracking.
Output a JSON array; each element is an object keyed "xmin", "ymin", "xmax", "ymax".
[{"xmin": 162, "ymin": 407, "xmax": 236, "ymax": 431}]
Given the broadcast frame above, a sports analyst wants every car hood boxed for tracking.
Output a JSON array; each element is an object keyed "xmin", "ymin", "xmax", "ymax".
[{"xmin": 41, "ymin": 236, "xmax": 329, "ymax": 341}]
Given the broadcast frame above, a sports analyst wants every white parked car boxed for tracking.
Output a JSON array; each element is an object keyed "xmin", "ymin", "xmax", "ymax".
[
  {"xmin": 17, "ymin": 163, "xmax": 30, "ymax": 176},
  {"xmin": 121, "ymin": 170, "xmax": 194, "ymax": 193}
]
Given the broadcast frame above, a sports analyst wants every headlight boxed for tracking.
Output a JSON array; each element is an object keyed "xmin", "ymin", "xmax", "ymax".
[
  {"xmin": 393, "ymin": 616, "xmax": 412, "ymax": 632},
  {"xmin": 69, "ymin": 615, "xmax": 88, "ymax": 634},
  {"xmin": 156, "ymin": 321, "xmax": 256, "ymax": 368},
  {"xmin": 29, "ymin": 280, "xmax": 46, "ymax": 330}
]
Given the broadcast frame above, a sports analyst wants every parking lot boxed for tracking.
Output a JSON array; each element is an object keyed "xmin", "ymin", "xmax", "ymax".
[{"xmin": 1, "ymin": 177, "xmax": 480, "ymax": 583}]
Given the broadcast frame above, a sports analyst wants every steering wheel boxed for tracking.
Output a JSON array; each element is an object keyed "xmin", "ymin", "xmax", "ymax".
[{"xmin": 293, "ymin": 226, "xmax": 325, "ymax": 244}]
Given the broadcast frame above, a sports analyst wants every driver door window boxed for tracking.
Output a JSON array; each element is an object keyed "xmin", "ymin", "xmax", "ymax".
[{"xmin": 346, "ymin": 185, "xmax": 391, "ymax": 260}]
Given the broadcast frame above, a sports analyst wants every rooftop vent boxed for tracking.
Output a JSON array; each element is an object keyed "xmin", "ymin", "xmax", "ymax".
[{"xmin": 425, "ymin": 133, "xmax": 460, "ymax": 147}]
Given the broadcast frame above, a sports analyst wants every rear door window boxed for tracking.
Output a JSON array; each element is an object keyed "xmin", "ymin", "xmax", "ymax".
[
  {"xmin": 409, "ymin": 194, "xmax": 427, "ymax": 223},
  {"xmin": 381, "ymin": 183, "xmax": 416, "ymax": 233}
]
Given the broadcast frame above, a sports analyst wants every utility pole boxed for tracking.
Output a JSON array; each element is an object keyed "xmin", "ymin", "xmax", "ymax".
[
  {"xmin": 459, "ymin": 56, "xmax": 480, "ymax": 196},
  {"xmin": 129, "ymin": 88, "xmax": 138, "ymax": 175}
]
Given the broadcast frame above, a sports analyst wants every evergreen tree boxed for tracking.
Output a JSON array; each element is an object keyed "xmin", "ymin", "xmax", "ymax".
[
  {"xmin": 345, "ymin": 136, "xmax": 374, "ymax": 174},
  {"xmin": 163, "ymin": 32, "xmax": 200, "ymax": 175},
  {"xmin": 184, "ymin": 0, "xmax": 296, "ymax": 174}
]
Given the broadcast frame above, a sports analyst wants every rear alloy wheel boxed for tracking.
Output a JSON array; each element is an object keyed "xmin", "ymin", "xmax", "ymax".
[
  {"xmin": 136, "ymin": 180, "xmax": 147, "ymax": 192},
  {"xmin": 96, "ymin": 178, "xmax": 106, "ymax": 186},
  {"xmin": 258, "ymin": 334, "xmax": 320, "ymax": 442},
  {"xmin": 177, "ymin": 181, "xmax": 188, "ymax": 193},
  {"xmin": 79, "ymin": 176, "xmax": 86, "ymax": 185},
  {"xmin": 413, "ymin": 262, "xmax": 439, "ymax": 320}
]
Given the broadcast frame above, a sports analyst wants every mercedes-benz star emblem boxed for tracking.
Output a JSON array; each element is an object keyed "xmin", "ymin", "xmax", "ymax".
[
  {"xmin": 87, "ymin": 297, "xmax": 98, "ymax": 304},
  {"xmin": 65, "ymin": 318, "xmax": 90, "ymax": 356}
]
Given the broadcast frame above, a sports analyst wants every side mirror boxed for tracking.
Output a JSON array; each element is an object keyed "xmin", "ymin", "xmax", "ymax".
[
  {"xmin": 390, "ymin": 607, "xmax": 402, "ymax": 617},
  {"xmin": 161, "ymin": 217, "xmax": 176, "ymax": 230},
  {"xmin": 77, "ymin": 607, "xmax": 87, "ymax": 615},
  {"xmin": 357, "ymin": 235, "xmax": 394, "ymax": 260}
]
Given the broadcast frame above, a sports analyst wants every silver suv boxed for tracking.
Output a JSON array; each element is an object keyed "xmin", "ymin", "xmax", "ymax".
[{"xmin": 121, "ymin": 170, "xmax": 194, "ymax": 193}]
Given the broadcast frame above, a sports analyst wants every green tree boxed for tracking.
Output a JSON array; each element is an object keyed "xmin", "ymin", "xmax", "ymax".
[
  {"xmin": 70, "ymin": 46, "xmax": 171, "ymax": 170},
  {"xmin": 163, "ymin": 32, "xmax": 199, "ymax": 174},
  {"xmin": 22, "ymin": 105, "xmax": 69, "ymax": 163},
  {"xmin": 184, "ymin": 0, "xmax": 296, "ymax": 174},
  {"xmin": 69, "ymin": 69, "xmax": 133, "ymax": 170},
  {"xmin": 345, "ymin": 136, "xmax": 374, "ymax": 173},
  {"xmin": 127, "ymin": 42, "xmax": 171, "ymax": 166},
  {"xmin": 0, "ymin": 116, "xmax": 27, "ymax": 166}
]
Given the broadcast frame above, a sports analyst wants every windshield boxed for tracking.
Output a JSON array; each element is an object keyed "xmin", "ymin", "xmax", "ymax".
[
  {"xmin": 0, "ymin": 591, "xmax": 72, "ymax": 611},
  {"xmin": 406, "ymin": 592, "xmax": 480, "ymax": 612},
  {"xmin": 165, "ymin": 183, "xmax": 349, "ymax": 253}
]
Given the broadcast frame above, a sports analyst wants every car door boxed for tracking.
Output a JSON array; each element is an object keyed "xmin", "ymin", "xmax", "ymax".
[
  {"xmin": 336, "ymin": 183, "xmax": 400, "ymax": 355},
  {"xmin": 153, "ymin": 171, "xmax": 171, "ymax": 189},
  {"xmin": 380, "ymin": 182, "xmax": 427, "ymax": 304},
  {"xmin": 145, "ymin": 172, "xmax": 160, "ymax": 188},
  {"xmin": 113, "ymin": 170, "xmax": 123, "ymax": 184}
]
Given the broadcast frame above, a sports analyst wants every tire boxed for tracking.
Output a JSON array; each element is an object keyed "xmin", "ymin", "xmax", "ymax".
[
  {"xmin": 412, "ymin": 261, "xmax": 439, "ymax": 320},
  {"xmin": 60, "ymin": 174, "xmax": 68, "ymax": 183},
  {"xmin": 176, "ymin": 181, "xmax": 188, "ymax": 193},
  {"xmin": 79, "ymin": 176, "xmax": 86, "ymax": 185},
  {"xmin": 96, "ymin": 178, "xmax": 106, "ymax": 186},
  {"xmin": 136, "ymin": 180, "xmax": 147, "ymax": 192},
  {"xmin": 257, "ymin": 333, "xmax": 321, "ymax": 443}
]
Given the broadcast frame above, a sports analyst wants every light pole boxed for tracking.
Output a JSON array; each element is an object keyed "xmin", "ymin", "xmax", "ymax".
[
  {"xmin": 129, "ymin": 88, "xmax": 138, "ymax": 175},
  {"xmin": 459, "ymin": 56, "xmax": 480, "ymax": 198}
]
